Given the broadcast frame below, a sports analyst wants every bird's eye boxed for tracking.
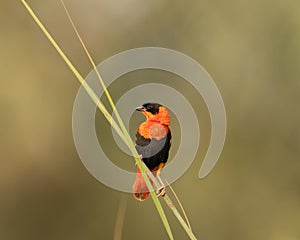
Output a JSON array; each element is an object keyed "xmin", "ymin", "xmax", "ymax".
[{"xmin": 146, "ymin": 105, "xmax": 152, "ymax": 110}]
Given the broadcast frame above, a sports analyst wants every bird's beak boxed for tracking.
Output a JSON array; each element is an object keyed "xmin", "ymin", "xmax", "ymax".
[{"xmin": 135, "ymin": 106, "xmax": 146, "ymax": 112}]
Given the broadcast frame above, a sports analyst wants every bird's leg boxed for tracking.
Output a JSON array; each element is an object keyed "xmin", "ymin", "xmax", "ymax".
[{"xmin": 155, "ymin": 163, "xmax": 166, "ymax": 197}]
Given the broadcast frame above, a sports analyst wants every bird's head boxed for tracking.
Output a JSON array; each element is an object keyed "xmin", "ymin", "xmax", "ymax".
[{"xmin": 136, "ymin": 103, "xmax": 170, "ymax": 126}]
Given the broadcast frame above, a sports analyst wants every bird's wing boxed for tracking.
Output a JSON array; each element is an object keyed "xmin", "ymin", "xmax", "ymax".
[{"xmin": 135, "ymin": 126, "xmax": 171, "ymax": 170}]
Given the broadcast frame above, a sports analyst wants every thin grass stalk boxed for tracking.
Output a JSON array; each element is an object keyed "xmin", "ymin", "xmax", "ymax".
[
  {"xmin": 21, "ymin": 1, "xmax": 198, "ymax": 239},
  {"xmin": 164, "ymin": 195, "xmax": 197, "ymax": 240},
  {"xmin": 58, "ymin": 1, "xmax": 173, "ymax": 238},
  {"xmin": 20, "ymin": 1, "xmax": 174, "ymax": 239},
  {"xmin": 58, "ymin": 0, "xmax": 157, "ymax": 198},
  {"xmin": 20, "ymin": 0, "xmax": 125, "ymax": 143},
  {"xmin": 145, "ymin": 171, "xmax": 198, "ymax": 240},
  {"xmin": 167, "ymin": 182, "xmax": 192, "ymax": 231}
]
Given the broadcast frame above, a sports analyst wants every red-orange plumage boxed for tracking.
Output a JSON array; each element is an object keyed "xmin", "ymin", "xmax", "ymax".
[{"xmin": 133, "ymin": 103, "xmax": 172, "ymax": 201}]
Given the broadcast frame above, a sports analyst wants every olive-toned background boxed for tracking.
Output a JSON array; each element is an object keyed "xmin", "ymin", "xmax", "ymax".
[{"xmin": 1, "ymin": 0, "xmax": 299, "ymax": 239}]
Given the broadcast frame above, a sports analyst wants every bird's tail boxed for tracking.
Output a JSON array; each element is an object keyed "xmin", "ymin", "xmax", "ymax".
[{"xmin": 132, "ymin": 168, "xmax": 153, "ymax": 201}]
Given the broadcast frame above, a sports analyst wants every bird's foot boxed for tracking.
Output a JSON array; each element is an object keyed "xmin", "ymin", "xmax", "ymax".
[{"xmin": 156, "ymin": 186, "xmax": 166, "ymax": 197}]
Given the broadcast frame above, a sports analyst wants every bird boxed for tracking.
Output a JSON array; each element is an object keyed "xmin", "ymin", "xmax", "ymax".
[{"xmin": 133, "ymin": 103, "xmax": 172, "ymax": 201}]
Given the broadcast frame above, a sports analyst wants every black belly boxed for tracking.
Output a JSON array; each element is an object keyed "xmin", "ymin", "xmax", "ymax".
[{"xmin": 135, "ymin": 129, "xmax": 172, "ymax": 170}]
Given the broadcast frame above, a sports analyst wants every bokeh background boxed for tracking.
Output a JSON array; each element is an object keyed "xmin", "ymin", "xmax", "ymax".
[{"xmin": 1, "ymin": 0, "xmax": 300, "ymax": 239}]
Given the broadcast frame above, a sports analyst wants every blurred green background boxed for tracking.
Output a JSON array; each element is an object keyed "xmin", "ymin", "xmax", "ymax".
[{"xmin": 1, "ymin": 0, "xmax": 300, "ymax": 239}]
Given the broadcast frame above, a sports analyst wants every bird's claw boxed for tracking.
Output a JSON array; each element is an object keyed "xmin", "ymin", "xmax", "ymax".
[{"xmin": 156, "ymin": 186, "xmax": 166, "ymax": 197}]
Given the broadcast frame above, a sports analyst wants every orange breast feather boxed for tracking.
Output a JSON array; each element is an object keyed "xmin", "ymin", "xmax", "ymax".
[{"xmin": 138, "ymin": 122, "xmax": 169, "ymax": 140}]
